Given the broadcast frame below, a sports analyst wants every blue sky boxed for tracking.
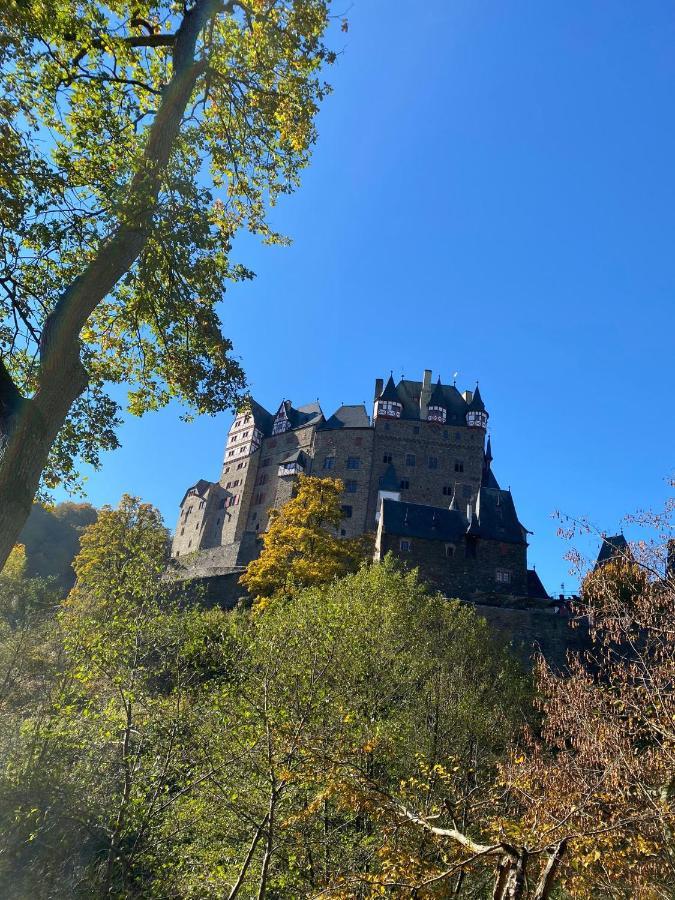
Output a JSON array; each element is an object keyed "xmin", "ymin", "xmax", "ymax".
[{"xmin": 58, "ymin": 0, "xmax": 675, "ymax": 592}]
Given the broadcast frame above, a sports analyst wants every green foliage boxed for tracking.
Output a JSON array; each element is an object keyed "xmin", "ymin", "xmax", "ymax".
[
  {"xmin": 0, "ymin": 500, "xmax": 528, "ymax": 898},
  {"xmin": 0, "ymin": 0, "xmax": 334, "ymax": 489},
  {"xmin": 240, "ymin": 474, "xmax": 371, "ymax": 604}
]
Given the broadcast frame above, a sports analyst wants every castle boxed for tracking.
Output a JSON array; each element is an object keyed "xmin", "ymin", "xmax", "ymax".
[{"xmin": 171, "ymin": 368, "xmax": 550, "ymax": 604}]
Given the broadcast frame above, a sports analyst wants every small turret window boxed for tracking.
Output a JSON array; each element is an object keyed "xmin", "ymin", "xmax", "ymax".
[
  {"xmin": 427, "ymin": 405, "xmax": 446, "ymax": 423},
  {"xmin": 376, "ymin": 400, "xmax": 402, "ymax": 418},
  {"xmin": 466, "ymin": 410, "xmax": 488, "ymax": 429}
]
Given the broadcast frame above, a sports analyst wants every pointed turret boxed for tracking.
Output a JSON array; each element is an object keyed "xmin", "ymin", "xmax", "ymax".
[
  {"xmin": 481, "ymin": 436, "xmax": 500, "ymax": 488},
  {"xmin": 427, "ymin": 377, "xmax": 447, "ymax": 423},
  {"xmin": 374, "ymin": 374, "xmax": 403, "ymax": 419},
  {"xmin": 466, "ymin": 384, "xmax": 489, "ymax": 429}
]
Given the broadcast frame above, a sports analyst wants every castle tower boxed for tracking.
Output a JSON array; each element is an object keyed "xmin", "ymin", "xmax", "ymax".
[
  {"xmin": 465, "ymin": 384, "xmax": 489, "ymax": 430},
  {"xmin": 373, "ymin": 375, "xmax": 403, "ymax": 420},
  {"xmin": 427, "ymin": 377, "xmax": 448, "ymax": 423}
]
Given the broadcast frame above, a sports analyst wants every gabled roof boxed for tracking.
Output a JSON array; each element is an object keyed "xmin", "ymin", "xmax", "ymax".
[
  {"xmin": 244, "ymin": 399, "xmax": 274, "ymax": 435},
  {"xmin": 322, "ymin": 404, "xmax": 370, "ymax": 429},
  {"xmin": 596, "ymin": 534, "xmax": 630, "ymax": 566},
  {"xmin": 472, "ymin": 487, "xmax": 527, "ymax": 545},
  {"xmin": 378, "ymin": 464, "xmax": 400, "ymax": 492},
  {"xmin": 527, "ymin": 568, "xmax": 549, "ymax": 599},
  {"xmin": 279, "ymin": 449, "xmax": 308, "ymax": 467},
  {"xmin": 180, "ymin": 479, "xmax": 215, "ymax": 507},
  {"xmin": 379, "ymin": 375, "xmax": 401, "ymax": 403},
  {"xmin": 467, "ymin": 385, "xmax": 486, "ymax": 412},
  {"xmin": 381, "ymin": 499, "xmax": 467, "ymax": 542},
  {"xmin": 290, "ymin": 401, "xmax": 324, "ymax": 429}
]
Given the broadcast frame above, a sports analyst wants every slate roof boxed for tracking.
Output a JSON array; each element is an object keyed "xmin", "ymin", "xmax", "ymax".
[
  {"xmin": 394, "ymin": 378, "xmax": 469, "ymax": 423},
  {"xmin": 180, "ymin": 479, "xmax": 215, "ymax": 507},
  {"xmin": 378, "ymin": 464, "xmax": 400, "ymax": 492},
  {"xmin": 527, "ymin": 569, "xmax": 550, "ymax": 599},
  {"xmin": 468, "ymin": 385, "xmax": 486, "ymax": 412},
  {"xmin": 596, "ymin": 534, "xmax": 629, "ymax": 566},
  {"xmin": 247, "ymin": 399, "xmax": 274, "ymax": 435},
  {"xmin": 379, "ymin": 375, "xmax": 401, "ymax": 403},
  {"xmin": 427, "ymin": 377, "xmax": 447, "ymax": 409},
  {"xmin": 322, "ymin": 404, "xmax": 370, "ymax": 429},
  {"xmin": 291, "ymin": 401, "xmax": 324, "ymax": 428},
  {"xmin": 279, "ymin": 449, "xmax": 308, "ymax": 467},
  {"xmin": 481, "ymin": 438, "xmax": 500, "ymax": 489},
  {"xmin": 474, "ymin": 487, "xmax": 527, "ymax": 544},
  {"xmin": 380, "ymin": 488, "xmax": 527, "ymax": 546},
  {"xmin": 380, "ymin": 499, "xmax": 467, "ymax": 542}
]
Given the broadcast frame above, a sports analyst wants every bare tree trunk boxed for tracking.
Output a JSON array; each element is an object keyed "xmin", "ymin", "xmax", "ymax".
[
  {"xmin": 0, "ymin": 0, "xmax": 221, "ymax": 570},
  {"xmin": 227, "ymin": 813, "xmax": 269, "ymax": 900},
  {"xmin": 103, "ymin": 694, "xmax": 134, "ymax": 895},
  {"xmin": 532, "ymin": 840, "xmax": 566, "ymax": 900}
]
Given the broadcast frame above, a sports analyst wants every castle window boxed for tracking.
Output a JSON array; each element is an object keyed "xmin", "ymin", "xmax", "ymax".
[
  {"xmin": 428, "ymin": 456, "xmax": 438, "ymax": 469},
  {"xmin": 242, "ymin": 431, "xmax": 249, "ymax": 438},
  {"xmin": 413, "ymin": 426, "xmax": 420, "ymax": 434},
  {"xmin": 223, "ymin": 466, "xmax": 230, "ymax": 474},
  {"xmin": 455, "ymin": 432, "xmax": 461, "ymax": 441},
  {"xmin": 340, "ymin": 528, "xmax": 346, "ymax": 537},
  {"xmin": 465, "ymin": 537, "xmax": 477, "ymax": 559},
  {"xmin": 445, "ymin": 543, "xmax": 456, "ymax": 558},
  {"xmin": 495, "ymin": 568, "xmax": 512, "ymax": 585},
  {"xmin": 399, "ymin": 479, "xmax": 410, "ymax": 490},
  {"xmin": 228, "ymin": 450, "xmax": 235, "ymax": 457},
  {"xmin": 323, "ymin": 456, "xmax": 335, "ymax": 470},
  {"xmin": 345, "ymin": 480, "xmax": 358, "ymax": 493},
  {"xmin": 454, "ymin": 460, "xmax": 464, "ymax": 473},
  {"xmin": 255, "ymin": 473, "xmax": 267, "ymax": 486},
  {"xmin": 254, "ymin": 492, "xmax": 266, "ymax": 506},
  {"xmin": 427, "ymin": 406, "xmax": 446, "ymax": 423},
  {"xmin": 347, "ymin": 456, "xmax": 360, "ymax": 469},
  {"xmin": 188, "ymin": 541, "xmax": 192, "ymax": 549},
  {"xmin": 376, "ymin": 400, "xmax": 402, "ymax": 419},
  {"xmin": 406, "ymin": 454, "xmax": 416, "ymax": 467},
  {"xmin": 399, "ymin": 539, "xmax": 411, "ymax": 552},
  {"xmin": 180, "ymin": 527, "xmax": 184, "ymax": 536},
  {"xmin": 382, "ymin": 453, "xmax": 393, "ymax": 464},
  {"xmin": 252, "ymin": 511, "xmax": 257, "ymax": 521},
  {"xmin": 341, "ymin": 505, "xmax": 353, "ymax": 519},
  {"xmin": 245, "ymin": 415, "xmax": 251, "ymax": 424},
  {"xmin": 442, "ymin": 485, "xmax": 453, "ymax": 496}
]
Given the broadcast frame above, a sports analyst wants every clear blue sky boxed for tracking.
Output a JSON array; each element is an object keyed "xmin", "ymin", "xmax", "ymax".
[{"xmin": 58, "ymin": 0, "xmax": 675, "ymax": 592}]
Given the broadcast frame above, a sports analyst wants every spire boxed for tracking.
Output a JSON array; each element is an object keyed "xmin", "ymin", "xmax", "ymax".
[
  {"xmin": 467, "ymin": 384, "xmax": 485, "ymax": 412},
  {"xmin": 448, "ymin": 490, "xmax": 459, "ymax": 511},
  {"xmin": 481, "ymin": 436, "xmax": 500, "ymax": 488},
  {"xmin": 428, "ymin": 377, "xmax": 446, "ymax": 409},
  {"xmin": 379, "ymin": 374, "xmax": 400, "ymax": 402}
]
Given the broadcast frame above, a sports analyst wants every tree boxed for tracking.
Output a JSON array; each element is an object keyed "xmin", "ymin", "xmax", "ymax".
[
  {"xmin": 153, "ymin": 558, "xmax": 529, "ymax": 898},
  {"xmin": 0, "ymin": 0, "xmax": 336, "ymax": 568},
  {"xmin": 239, "ymin": 475, "xmax": 369, "ymax": 605}
]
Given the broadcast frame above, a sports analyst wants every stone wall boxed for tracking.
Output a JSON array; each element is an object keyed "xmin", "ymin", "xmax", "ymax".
[
  {"xmin": 311, "ymin": 427, "xmax": 375, "ymax": 537},
  {"xmin": 366, "ymin": 417, "xmax": 485, "ymax": 527},
  {"xmin": 380, "ymin": 532, "xmax": 528, "ymax": 599}
]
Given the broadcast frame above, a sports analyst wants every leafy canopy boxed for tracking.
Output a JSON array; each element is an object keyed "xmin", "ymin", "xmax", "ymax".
[
  {"xmin": 0, "ymin": 0, "xmax": 334, "ymax": 491},
  {"xmin": 239, "ymin": 474, "xmax": 370, "ymax": 604}
]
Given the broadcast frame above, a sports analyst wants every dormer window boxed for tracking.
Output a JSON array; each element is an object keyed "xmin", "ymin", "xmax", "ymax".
[
  {"xmin": 376, "ymin": 400, "xmax": 402, "ymax": 419},
  {"xmin": 273, "ymin": 404, "xmax": 291, "ymax": 434},
  {"xmin": 427, "ymin": 405, "xmax": 446, "ymax": 423},
  {"xmin": 278, "ymin": 461, "xmax": 302, "ymax": 476}
]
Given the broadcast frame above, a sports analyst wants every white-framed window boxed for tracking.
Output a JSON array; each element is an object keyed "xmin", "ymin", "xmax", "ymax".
[
  {"xmin": 466, "ymin": 410, "xmax": 488, "ymax": 429},
  {"xmin": 377, "ymin": 400, "xmax": 402, "ymax": 419},
  {"xmin": 427, "ymin": 405, "xmax": 446, "ymax": 423},
  {"xmin": 495, "ymin": 569, "xmax": 512, "ymax": 584},
  {"xmin": 399, "ymin": 539, "xmax": 412, "ymax": 552}
]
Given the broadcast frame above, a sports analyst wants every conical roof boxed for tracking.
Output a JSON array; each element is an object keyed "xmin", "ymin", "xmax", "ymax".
[
  {"xmin": 427, "ymin": 377, "xmax": 446, "ymax": 408},
  {"xmin": 378, "ymin": 464, "xmax": 399, "ymax": 492},
  {"xmin": 379, "ymin": 374, "xmax": 401, "ymax": 403},
  {"xmin": 468, "ymin": 384, "xmax": 486, "ymax": 412}
]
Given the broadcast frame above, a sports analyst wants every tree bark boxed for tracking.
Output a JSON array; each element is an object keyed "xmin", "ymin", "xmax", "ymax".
[
  {"xmin": 532, "ymin": 840, "xmax": 566, "ymax": 900},
  {"xmin": 0, "ymin": 0, "xmax": 221, "ymax": 569}
]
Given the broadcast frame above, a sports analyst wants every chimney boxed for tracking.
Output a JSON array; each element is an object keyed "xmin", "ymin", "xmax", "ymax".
[
  {"xmin": 462, "ymin": 389, "xmax": 473, "ymax": 404},
  {"xmin": 420, "ymin": 369, "xmax": 432, "ymax": 419},
  {"xmin": 667, "ymin": 540, "xmax": 675, "ymax": 579},
  {"xmin": 374, "ymin": 377, "xmax": 383, "ymax": 401}
]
